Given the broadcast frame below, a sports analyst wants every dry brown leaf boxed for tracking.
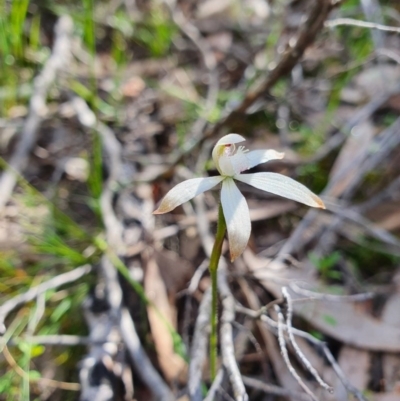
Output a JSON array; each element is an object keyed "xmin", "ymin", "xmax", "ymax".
[
  {"xmin": 154, "ymin": 248, "xmax": 194, "ymax": 295},
  {"xmin": 207, "ymin": 32, "xmax": 232, "ymax": 53},
  {"xmin": 328, "ymin": 120, "xmax": 375, "ymax": 198},
  {"xmin": 244, "ymin": 250, "xmax": 400, "ymax": 352},
  {"xmin": 364, "ymin": 197, "xmax": 400, "ymax": 232},
  {"xmin": 123, "ymin": 57, "xmax": 177, "ymax": 78},
  {"xmin": 160, "ymin": 68, "xmax": 199, "ymax": 104},
  {"xmin": 121, "ymin": 76, "xmax": 146, "ymax": 98},
  {"xmin": 381, "ymin": 270, "xmax": 400, "ymax": 391},
  {"xmin": 372, "ymin": 388, "xmax": 400, "ymax": 401},
  {"xmin": 144, "ymin": 255, "xmax": 187, "ymax": 382},
  {"xmin": 196, "ymin": 0, "xmax": 234, "ymax": 19},
  {"xmin": 293, "ymin": 337, "xmax": 348, "ymax": 401},
  {"xmin": 238, "ymin": 260, "xmax": 348, "ymax": 401},
  {"xmin": 338, "ymin": 346, "xmax": 370, "ymax": 390},
  {"xmin": 377, "ymin": 206, "xmax": 400, "ymax": 231},
  {"xmin": 387, "ymin": 93, "xmax": 400, "ymax": 112},
  {"xmin": 354, "ymin": 65, "xmax": 400, "ymax": 100}
]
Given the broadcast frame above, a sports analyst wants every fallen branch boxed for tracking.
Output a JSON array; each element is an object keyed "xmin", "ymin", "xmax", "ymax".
[
  {"xmin": 8, "ymin": 335, "xmax": 104, "ymax": 346},
  {"xmin": 0, "ymin": 16, "xmax": 73, "ymax": 211},
  {"xmin": 120, "ymin": 307, "xmax": 174, "ymax": 400},
  {"xmin": 242, "ymin": 376, "xmax": 312, "ymax": 401},
  {"xmin": 236, "ymin": 304, "xmax": 368, "ymax": 401},
  {"xmin": 218, "ymin": 266, "xmax": 248, "ymax": 401},
  {"xmin": 275, "ymin": 304, "xmax": 318, "ymax": 401},
  {"xmin": 188, "ymin": 287, "xmax": 211, "ymax": 401},
  {"xmin": 102, "ymin": 255, "xmax": 174, "ymax": 401},
  {"xmin": 71, "ymin": 94, "xmax": 174, "ymax": 399},
  {"xmin": 281, "ymin": 287, "xmax": 333, "ymax": 394},
  {"xmin": 203, "ymin": 369, "xmax": 224, "ymax": 401}
]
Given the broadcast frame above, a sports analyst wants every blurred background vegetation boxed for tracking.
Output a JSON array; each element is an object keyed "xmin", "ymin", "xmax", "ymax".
[{"xmin": 1, "ymin": 0, "xmax": 400, "ymax": 400}]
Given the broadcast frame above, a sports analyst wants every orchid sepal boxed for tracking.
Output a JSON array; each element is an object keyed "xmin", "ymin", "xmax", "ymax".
[
  {"xmin": 234, "ymin": 172, "xmax": 325, "ymax": 209},
  {"xmin": 153, "ymin": 176, "xmax": 223, "ymax": 214}
]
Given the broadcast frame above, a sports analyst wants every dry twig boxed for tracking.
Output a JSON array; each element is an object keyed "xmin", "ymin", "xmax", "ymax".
[
  {"xmin": 275, "ymin": 304, "xmax": 318, "ymax": 401},
  {"xmin": 8, "ymin": 335, "xmax": 101, "ymax": 346},
  {"xmin": 313, "ymin": 117, "xmax": 400, "ymax": 256},
  {"xmin": 0, "ymin": 265, "xmax": 91, "ymax": 334},
  {"xmin": 2, "ymin": 345, "xmax": 80, "ymax": 391},
  {"xmin": 288, "ymin": 282, "xmax": 374, "ymax": 303},
  {"xmin": 325, "ymin": 17, "xmax": 400, "ymax": 33},
  {"xmin": 0, "ymin": 16, "xmax": 73, "ymax": 211},
  {"xmin": 204, "ymin": 369, "xmax": 225, "ymax": 401},
  {"xmin": 72, "ymin": 96, "xmax": 174, "ymax": 400},
  {"xmin": 278, "ymin": 109, "xmax": 400, "ymax": 259},
  {"xmin": 242, "ymin": 376, "xmax": 311, "ymax": 401},
  {"xmin": 236, "ymin": 305, "xmax": 368, "ymax": 401},
  {"xmin": 281, "ymin": 287, "xmax": 333, "ymax": 394},
  {"xmin": 218, "ymin": 266, "xmax": 248, "ymax": 401},
  {"xmin": 188, "ymin": 287, "xmax": 212, "ymax": 401}
]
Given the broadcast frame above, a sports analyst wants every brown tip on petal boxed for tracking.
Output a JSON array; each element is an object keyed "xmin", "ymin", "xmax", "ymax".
[
  {"xmin": 153, "ymin": 201, "xmax": 174, "ymax": 214},
  {"xmin": 230, "ymin": 251, "xmax": 240, "ymax": 262},
  {"xmin": 153, "ymin": 208, "xmax": 168, "ymax": 215},
  {"xmin": 313, "ymin": 195, "xmax": 326, "ymax": 209}
]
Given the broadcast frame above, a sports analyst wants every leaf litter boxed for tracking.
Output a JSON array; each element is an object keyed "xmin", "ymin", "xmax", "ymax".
[{"xmin": 1, "ymin": 0, "xmax": 400, "ymax": 400}]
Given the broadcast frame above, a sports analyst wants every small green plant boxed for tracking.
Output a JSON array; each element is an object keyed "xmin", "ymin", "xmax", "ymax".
[
  {"xmin": 0, "ymin": 0, "xmax": 30, "ymax": 59},
  {"xmin": 297, "ymin": 124, "xmax": 324, "ymax": 155},
  {"xmin": 309, "ymin": 251, "xmax": 342, "ymax": 281},
  {"xmin": 0, "ymin": 0, "xmax": 38, "ymax": 115},
  {"xmin": 134, "ymin": 8, "xmax": 177, "ymax": 58},
  {"xmin": 322, "ymin": 314, "xmax": 337, "ymax": 327},
  {"xmin": 297, "ymin": 162, "xmax": 329, "ymax": 195}
]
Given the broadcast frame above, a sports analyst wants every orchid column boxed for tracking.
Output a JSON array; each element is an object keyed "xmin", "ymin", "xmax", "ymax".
[{"xmin": 154, "ymin": 134, "xmax": 325, "ymax": 382}]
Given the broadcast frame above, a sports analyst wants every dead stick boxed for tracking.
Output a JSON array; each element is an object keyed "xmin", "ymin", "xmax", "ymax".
[
  {"xmin": 0, "ymin": 264, "xmax": 91, "ymax": 334},
  {"xmin": 0, "ymin": 16, "xmax": 73, "ymax": 211}
]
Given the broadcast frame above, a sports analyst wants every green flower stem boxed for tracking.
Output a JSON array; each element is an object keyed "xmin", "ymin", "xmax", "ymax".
[{"xmin": 209, "ymin": 202, "xmax": 226, "ymax": 381}]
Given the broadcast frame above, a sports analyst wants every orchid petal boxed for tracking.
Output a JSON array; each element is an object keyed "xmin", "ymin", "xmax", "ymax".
[
  {"xmin": 221, "ymin": 178, "xmax": 251, "ymax": 261},
  {"xmin": 219, "ymin": 149, "xmax": 285, "ymax": 176},
  {"xmin": 235, "ymin": 172, "xmax": 325, "ymax": 209},
  {"xmin": 153, "ymin": 176, "xmax": 224, "ymax": 214},
  {"xmin": 245, "ymin": 149, "xmax": 285, "ymax": 169},
  {"xmin": 214, "ymin": 134, "xmax": 246, "ymax": 147},
  {"xmin": 217, "ymin": 154, "xmax": 235, "ymax": 176}
]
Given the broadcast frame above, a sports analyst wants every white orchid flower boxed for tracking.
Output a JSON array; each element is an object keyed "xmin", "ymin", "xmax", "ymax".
[{"xmin": 154, "ymin": 134, "xmax": 325, "ymax": 261}]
